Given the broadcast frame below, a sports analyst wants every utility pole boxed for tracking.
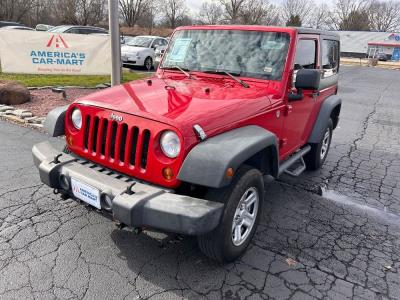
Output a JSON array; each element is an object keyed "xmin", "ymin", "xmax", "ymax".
[{"xmin": 109, "ymin": 0, "xmax": 121, "ymax": 86}]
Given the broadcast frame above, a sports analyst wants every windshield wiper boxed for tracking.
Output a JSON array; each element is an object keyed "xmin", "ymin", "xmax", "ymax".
[
  {"xmin": 203, "ymin": 70, "xmax": 249, "ymax": 88},
  {"xmin": 160, "ymin": 66, "xmax": 195, "ymax": 79}
]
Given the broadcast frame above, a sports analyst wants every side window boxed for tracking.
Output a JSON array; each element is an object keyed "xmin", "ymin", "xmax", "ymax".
[
  {"xmin": 294, "ymin": 39, "xmax": 317, "ymax": 70},
  {"xmin": 322, "ymin": 40, "xmax": 339, "ymax": 77},
  {"xmin": 91, "ymin": 29, "xmax": 106, "ymax": 34},
  {"xmin": 67, "ymin": 28, "xmax": 80, "ymax": 34},
  {"xmin": 80, "ymin": 29, "xmax": 93, "ymax": 34},
  {"xmin": 153, "ymin": 39, "xmax": 163, "ymax": 48}
]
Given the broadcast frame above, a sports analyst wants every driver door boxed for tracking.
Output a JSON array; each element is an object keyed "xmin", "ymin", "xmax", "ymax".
[{"xmin": 280, "ymin": 36, "xmax": 320, "ymax": 158}]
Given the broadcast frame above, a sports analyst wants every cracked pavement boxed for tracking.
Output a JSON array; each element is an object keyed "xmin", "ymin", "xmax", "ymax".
[{"xmin": 0, "ymin": 66, "xmax": 399, "ymax": 299}]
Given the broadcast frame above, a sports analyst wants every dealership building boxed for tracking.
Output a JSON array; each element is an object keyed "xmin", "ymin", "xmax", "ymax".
[{"xmin": 338, "ymin": 31, "xmax": 400, "ymax": 60}]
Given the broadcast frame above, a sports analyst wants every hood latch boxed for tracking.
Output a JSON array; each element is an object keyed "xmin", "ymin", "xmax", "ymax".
[{"xmin": 193, "ymin": 124, "xmax": 207, "ymax": 141}]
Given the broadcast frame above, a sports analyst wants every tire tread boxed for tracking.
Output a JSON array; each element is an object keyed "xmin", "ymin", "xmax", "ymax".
[{"xmin": 197, "ymin": 165, "xmax": 263, "ymax": 262}]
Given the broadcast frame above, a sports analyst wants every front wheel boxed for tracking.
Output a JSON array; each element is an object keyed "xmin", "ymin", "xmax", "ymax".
[
  {"xmin": 197, "ymin": 165, "xmax": 264, "ymax": 263},
  {"xmin": 305, "ymin": 119, "xmax": 333, "ymax": 170}
]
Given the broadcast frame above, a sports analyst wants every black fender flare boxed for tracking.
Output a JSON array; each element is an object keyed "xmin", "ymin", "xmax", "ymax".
[
  {"xmin": 308, "ymin": 95, "xmax": 341, "ymax": 144},
  {"xmin": 177, "ymin": 125, "xmax": 279, "ymax": 188},
  {"xmin": 44, "ymin": 105, "xmax": 68, "ymax": 137}
]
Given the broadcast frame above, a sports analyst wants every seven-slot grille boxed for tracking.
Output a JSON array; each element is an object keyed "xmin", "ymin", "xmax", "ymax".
[{"xmin": 83, "ymin": 115, "xmax": 151, "ymax": 170}]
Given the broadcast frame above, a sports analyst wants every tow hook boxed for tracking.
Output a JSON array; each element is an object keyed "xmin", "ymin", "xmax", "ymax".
[
  {"xmin": 53, "ymin": 188, "xmax": 59, "ymax": 195},
  {"xmin": 52, "ymin": 154, "xmax": 63, "ymax": 164},
  {"xmin": 124, "ymin": 182, "xmax": 136, "ymax": 195}
]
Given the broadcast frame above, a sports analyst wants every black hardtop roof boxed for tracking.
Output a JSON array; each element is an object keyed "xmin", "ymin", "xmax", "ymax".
[{"xmin": 295, "ymin": 27, "xmax": 340, "ymax": 39}]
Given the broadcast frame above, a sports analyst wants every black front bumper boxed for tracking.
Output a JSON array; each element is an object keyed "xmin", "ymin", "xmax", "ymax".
[{"xmin": 32, "ymin": 142, "xmax": 224, "ymax": 235}]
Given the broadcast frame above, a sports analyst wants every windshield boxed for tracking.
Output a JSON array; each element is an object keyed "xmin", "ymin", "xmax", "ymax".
[
  {"xmin": 48, "ymin": 26, "xmax": 70, "ymax": 33},
  {"xmin": 161, "ymin": 29, "xmax": 290, "ymax": 81},
  {"xmin": 126, "ymin": 36, "xmax": 153, "ymax": 48}
]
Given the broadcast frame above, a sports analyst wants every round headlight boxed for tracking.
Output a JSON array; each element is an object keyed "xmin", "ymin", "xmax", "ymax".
[
  {"xmin": 71, "ymin": 108, "xmax": 82, "ymax": 130},
  {"xmin": 160, "ymin": 131, "xmax": 181, "ymax": 158}
]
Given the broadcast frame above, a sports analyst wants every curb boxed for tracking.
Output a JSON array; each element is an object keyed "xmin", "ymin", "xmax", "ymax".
[
  {"xmin": 0, "ymin": 104, "xmax": 45, "ymax": 128},
  {"xmin": 27, "ymin": 84, "xmax": 110, "ymax": 90}
]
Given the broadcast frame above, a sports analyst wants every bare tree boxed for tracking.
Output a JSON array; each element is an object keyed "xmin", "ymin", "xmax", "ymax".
[
  {"xmin": 0, "ymin": 0, "xmax": 36, "ymax": 23},
  {"xmin": 262, "ymin": 2, "xmax": 281, "ymax": 25},
  {"xmin": 119, "ymin": 0, "xmax": 149, "ymax": 27},
  {"xmin": 309, "ymin": 3, "xmax": 330, "ymax": 29},
  {"xmin": 53, "ymin": 0, "xmax": 80, "ymax": 24},
  {"xmin": 329, "ymin": 0, "xmax": 370, "ymax": 30},
  {"xmin": 137, "ymin": 0, "xmax": 159, "ymax": 33},
  {"xmin": 369, "ymin": 0, "xmax": 400, "ymax": 31},
  {"xmin": 281, "ymin": 0, "xmax": 314, "ymax": 26},
  {"xmin": 76, "ymin": 0, "xmax": 106, "ymax": 25},
  {"xmin": 219, "ymin": 0, "xmax": 247, "ymax": 23},
  {"xmin": 17, "ymin": 0, "xmax": 59, "ymax": 26},
  {"xmin": 340, "ymin": 9, "xmax": 371, "ymax": 30},
  {"xmin": 240, "ymin": 0, "xmax": 279, "ymax": 25},
  {"xmin": 52, "ymin": 0, "xmax": 106, "ymax": 25},
  {"xmin": 198, "ymin": 2, "xmax": 223, "ymax": 25},
  {"xmin": 163, "ymin": 0, "xmax": 187, "ymax": 28},
  {"xmin": 286, "ymin": 14, "xmax": 302, "ymax": 26}
]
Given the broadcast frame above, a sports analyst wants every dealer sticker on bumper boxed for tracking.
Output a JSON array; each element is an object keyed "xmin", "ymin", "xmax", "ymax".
[{"xmin": 71, "ymin": 178, "xmax": 101, "ymax": 209}]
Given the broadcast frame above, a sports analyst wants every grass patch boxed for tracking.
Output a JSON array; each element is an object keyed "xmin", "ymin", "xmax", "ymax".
[{"xmin": 0, "ymin": 71, "xmax": 146, "ymax": 87}]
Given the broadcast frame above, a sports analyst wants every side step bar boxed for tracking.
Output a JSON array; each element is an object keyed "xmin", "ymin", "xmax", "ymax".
[{"xmin": 278, "ymin": 145, "xmax": 311, "ymax": 177}]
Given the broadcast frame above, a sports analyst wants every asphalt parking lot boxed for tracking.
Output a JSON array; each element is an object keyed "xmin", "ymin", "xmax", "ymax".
[{"xmin": 0, "ymin": 66, "xmax": 399, "ymax": 299}]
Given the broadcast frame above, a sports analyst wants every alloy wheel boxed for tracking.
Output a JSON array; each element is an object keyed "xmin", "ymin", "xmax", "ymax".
[
  {"xmin": 231, "ymin": 187, "xmax": 259, "ymax": 246},
  {"xmin": 320, "ymin": 127, "xmax": 331, "ymax": 160}
]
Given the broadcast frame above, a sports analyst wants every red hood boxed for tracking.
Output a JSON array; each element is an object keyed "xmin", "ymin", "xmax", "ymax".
[{"xmin": 75, "ymin": 74, "xmax": 281, "ymax": 137}]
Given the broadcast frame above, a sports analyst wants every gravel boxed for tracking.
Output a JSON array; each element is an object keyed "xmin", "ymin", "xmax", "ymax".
[{"xmin": 14, "ymin": 88, "xmax": 99, "ymax": 117}]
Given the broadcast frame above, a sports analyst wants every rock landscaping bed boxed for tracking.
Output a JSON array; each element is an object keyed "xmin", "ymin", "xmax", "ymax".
[
  {"xmin": 18, "ymin": 88, "xmax": 97, "ymax": 117},
  {"xmin": 0, "ymin": 87, "xmax": 99, "ymax": 128},
  {"xmin": 0, "ymin": 104, "xmax": 45, "ymax": 128}
]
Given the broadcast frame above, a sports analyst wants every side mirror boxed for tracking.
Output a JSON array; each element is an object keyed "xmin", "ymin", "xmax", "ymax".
[{"xmin": 289, "ymin": 69, "xmax": 321, "ymax": 101}]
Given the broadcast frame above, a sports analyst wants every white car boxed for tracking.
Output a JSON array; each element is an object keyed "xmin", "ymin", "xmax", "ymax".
[
  {"xmin": 154, "ymin": 45, "xmax": 167, "ymax": 69},
  {"xmin": 0, "ymin": 25, "xmax": 34, "ymax": 31},
  {"xmin": 121, "ymin": 36, "xmax": 168, "ymax": 70},
  {"xmin": 154, "ymin": 38, "xmax": 170, "ymax": 68}
]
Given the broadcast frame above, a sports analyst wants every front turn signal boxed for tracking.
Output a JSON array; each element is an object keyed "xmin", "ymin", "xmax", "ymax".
[
  {"xmin": 67, "ymin": 135, "xmax": 73, "ymax": 146},
  {"xmin": 162, "ymin": 167, "xmax": 174, "ymax": 181}
]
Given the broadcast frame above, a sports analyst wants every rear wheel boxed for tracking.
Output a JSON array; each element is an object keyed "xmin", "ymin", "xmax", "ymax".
[
  {"xmin": 305, "ymin": 119, "xmax": 333, "ymax": 170},
  {"xmin": 197, "ymin": 165, "xmax": 264, "ymax": 263}
]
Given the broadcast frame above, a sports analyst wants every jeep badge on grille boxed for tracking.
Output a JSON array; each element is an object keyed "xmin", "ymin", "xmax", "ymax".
[{"xmin": 110, "ymin": 113, "xmax": 123, "ymax": 122}]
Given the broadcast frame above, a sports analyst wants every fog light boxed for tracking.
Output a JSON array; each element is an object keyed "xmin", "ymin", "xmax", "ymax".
[
  {"xmin": 101, "ymin": 194, "xmax": 113, "ymax": 211},
  {"xmin": 59, "ymin": 175, "xmax": 70, "ymax": 190},
  {"xmin": 162, "ymin": 167, "xmax": 174, "ymax": 181}
]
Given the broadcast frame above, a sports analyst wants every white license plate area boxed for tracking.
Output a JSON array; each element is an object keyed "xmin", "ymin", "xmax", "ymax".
[{"xmin": 71, "ymin": 178, "xmax": 101, "ymax": 209}]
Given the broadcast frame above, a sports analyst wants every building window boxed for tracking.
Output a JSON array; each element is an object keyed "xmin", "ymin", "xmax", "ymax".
[{"xmin": 322, "ymin": 40, "xmax": 339, "ymax": 78}]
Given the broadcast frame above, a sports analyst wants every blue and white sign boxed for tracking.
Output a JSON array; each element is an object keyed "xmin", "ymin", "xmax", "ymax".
[
  {"xmin": 393, "ymin": 48, "xmax": 400, "ymax": 61},
  {"xmin": 388, "ymin": 33, "xmax": 400, "ymax": 42},
  {"xmin": 0, "ymin": 30, "xmax": 111, "ymax": 75}
]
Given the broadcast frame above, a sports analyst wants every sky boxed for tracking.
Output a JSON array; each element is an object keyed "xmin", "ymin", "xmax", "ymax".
[{"xmin": 185, "ymin": 0, "xmax": 334, "ymax": 15}]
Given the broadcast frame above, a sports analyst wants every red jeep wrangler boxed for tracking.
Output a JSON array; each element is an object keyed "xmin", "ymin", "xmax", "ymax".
[{"xmin": 33, "ymin": 26, "xmax": 341, "ymax": 262}]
